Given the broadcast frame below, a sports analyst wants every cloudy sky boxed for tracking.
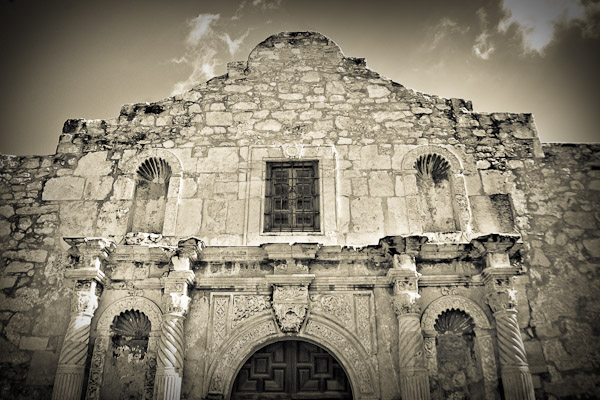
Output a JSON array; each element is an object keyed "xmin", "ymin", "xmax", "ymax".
[{"xmin": 1, "ymin": 0, "xmax": 598, "ymax": 155}]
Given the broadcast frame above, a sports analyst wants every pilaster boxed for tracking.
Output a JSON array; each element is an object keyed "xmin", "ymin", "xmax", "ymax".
[
  {"xmin": 482, "ymin": 242, "xmax": 535, "ymax": 400},
  {"xmin": 154, "ymin": 238, "xmax": 203, "ymax": 400},
  {"xmin": 388, "ymin": 254, "xmax": 430, "ymax": 400},
  {"xmin": 52, "ymin": 237, "xmax": 115, "ymax": 400}
]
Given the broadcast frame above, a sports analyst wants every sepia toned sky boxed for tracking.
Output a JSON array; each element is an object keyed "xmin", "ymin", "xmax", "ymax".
[{"xmin": 1, "ymin": 0, "xmax": 599, "ymax": 155}]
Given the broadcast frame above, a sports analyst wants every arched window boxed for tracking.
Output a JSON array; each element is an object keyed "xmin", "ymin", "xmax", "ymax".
[
  {"xmin": 129, "ymin": 157, "xmax": 172, "ymax": 233},
  {"xmin": 432, "ymin": 309, "xmax": 485, "ymax": 399},
  {"xmin": 414, "ymin": 153, "xmax": 457, "ymax": 232},
  {"xmin": 101, "ymin": 310, "xmax": 154, "ymax": 399}
]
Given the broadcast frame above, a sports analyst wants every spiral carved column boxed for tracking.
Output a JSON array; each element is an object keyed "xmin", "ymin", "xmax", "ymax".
[
  {"xmin": 52, "ymin": 280, "xmax": 101, "ymax": 400},
  {"xmin": 388, "ymin": 255, "xmax": 430, "ymax": 400},
  {"xmin": 485, "ymin": 273, "xmax": 535, "ymax": 400}
]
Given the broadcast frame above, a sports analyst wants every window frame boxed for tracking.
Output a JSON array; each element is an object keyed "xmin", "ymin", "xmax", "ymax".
[{"xmin": 263, "ymin": 160, "xmax": 320, "ymax": 233}]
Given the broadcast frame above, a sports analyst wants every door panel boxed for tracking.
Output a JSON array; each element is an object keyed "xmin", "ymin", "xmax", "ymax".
[{"xmin": 231, "ymin": 340, "xmax": 352, "ymax": 399}]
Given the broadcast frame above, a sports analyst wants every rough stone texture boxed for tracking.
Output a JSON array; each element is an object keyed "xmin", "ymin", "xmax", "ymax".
[{"xmin": 0, "ymin": 31, "xmax": 598, "ymax": 400}]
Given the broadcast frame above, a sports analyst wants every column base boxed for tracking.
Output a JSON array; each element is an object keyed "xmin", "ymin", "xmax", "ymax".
[
  {"xmin": 501, "ymin": 365, "xmax": 535, "ymax": 400},
  {"xmin": 400, "ymin": 367, "xmax": 430, "ymax": 400},
  {"xmin": 52, "ymin": 364, "xmax": 85, "ymax": 400},
  {"xmin": 154, "ymin": 367, "xmax": 183, "ymax": 400}
]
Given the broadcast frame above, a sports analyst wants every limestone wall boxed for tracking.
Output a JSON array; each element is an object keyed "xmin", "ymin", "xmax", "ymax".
[
  {"xmin": 0, "ymin": 31, "xmax": 598, "ymax": 399},
  {"xmin": 512, "ymin": 144, "xmax": 600, "ymax": 398}
]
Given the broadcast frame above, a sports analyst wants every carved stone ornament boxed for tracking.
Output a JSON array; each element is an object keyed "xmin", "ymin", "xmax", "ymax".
[
  {"xmin": 166, "ymin": 293, "xmax": 190, "ymax": 316},
  {"xmin": 485, "ymin": 276, "xmax": 518, "ymax": 313},
  {"xmin": 72, "ymin": 281, "xmax": 101, "ymax": 315},
  {"xmin": 392, "ymin": 292, "xmax": 422, "ymax": 316},
  {"xmin": 282, "ymin": 143, "xmax": 303, "ymax": 158},
  {"xmin": 232, "ymin": 295, "xmax": 271, "ymax": 327},
  {"xmin": 272, "ymin": 285, "xmax": 309, "ymax": 333},
  {"xmin": 309, "ymin": 294, "xmax": 352, "ymax": 327}
]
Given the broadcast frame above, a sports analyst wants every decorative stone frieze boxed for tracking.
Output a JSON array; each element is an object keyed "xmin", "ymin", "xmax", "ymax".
[
  {"xmin": 52, "ymin": 237, "xmax": 115, "ymax": 400},
  {"xmin": 388, "ymin": 254, "xmax": 430, "ymax": 400}
]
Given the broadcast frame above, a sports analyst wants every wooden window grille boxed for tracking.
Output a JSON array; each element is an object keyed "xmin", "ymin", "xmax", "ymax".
[{"xmin": 264, "ymin": 161, "xmax": 319, "ymax": 232}]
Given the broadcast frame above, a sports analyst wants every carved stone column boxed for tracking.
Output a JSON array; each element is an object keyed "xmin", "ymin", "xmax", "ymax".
[
  {"xmin": 483, "ymin": 252, "xmax": 535, "ymax": 400},
  {"xmin": 388, "ymin": 254, "xmax": 430, "ymax": 400},
  {"xmin": 154, "ymin": 238, "xmax": 202, "ymax": 400},
  {"xmin": 52, "ymin": 237, "xmax": 115, "ymax": 400}
]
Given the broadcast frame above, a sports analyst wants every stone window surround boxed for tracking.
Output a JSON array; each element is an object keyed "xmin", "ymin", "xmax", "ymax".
[
  {"xmin": 120, "ymin": 149, "xmax": 184, "ymax": 236},
  {"xmin": 245, "ymin": 144, "xmax": 337, "ymax": 245},
  {"xmin": 400, "ymin": 145, "xmax": 472, "ymax": 234}
]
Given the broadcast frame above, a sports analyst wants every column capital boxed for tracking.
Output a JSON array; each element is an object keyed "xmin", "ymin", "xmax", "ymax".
[
  {"xmin": 484, "ymin": 274, "xmax": 518, "ymax": 314},
  {"xmin": 71, "ymin": 280, "xmax": 102, "ymax": 315},
  {"xmin": 63, "ymin": 237, "xmax": 116, "ymax": 284},
  {"xmin": 388, "ymin": 263, "xmax": 422, "ymax": 317}
]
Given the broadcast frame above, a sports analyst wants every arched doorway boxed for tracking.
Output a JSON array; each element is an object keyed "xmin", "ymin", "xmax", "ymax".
[{"xmin": 231, "ymin": 339, "xmax": 352, "ymax": 399}]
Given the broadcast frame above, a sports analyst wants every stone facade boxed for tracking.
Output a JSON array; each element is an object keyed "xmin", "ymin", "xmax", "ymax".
[{"xmin": 0, "ymin": 32, "xmax": 598, "ymax": 399}]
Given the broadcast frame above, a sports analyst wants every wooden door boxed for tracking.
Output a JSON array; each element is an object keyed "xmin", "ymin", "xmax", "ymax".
[{"xmin": 231, "ymin": 340, "xmax": 352, "ymax": 399}]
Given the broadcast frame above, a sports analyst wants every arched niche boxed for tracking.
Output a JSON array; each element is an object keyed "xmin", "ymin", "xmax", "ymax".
[
  {"xmin": 206, "ymin": 315, "xmax": 378, "ymax": 400},
  {"xmin": 86, "ymin": 297, "xmax": 163, "ymax": 400},
  {"xmin": 121, "ymin": 149, "xmax": 184, "ymax": 236},
  {"xmin": 400, "ymin": 145, "xmax": 472, "ymax": 234},
  {"xmin": 421, "ymin": 295, "xmax": 498, "ymax": 400}
]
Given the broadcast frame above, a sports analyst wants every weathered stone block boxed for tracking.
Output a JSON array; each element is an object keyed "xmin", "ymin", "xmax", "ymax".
[
  {"xmin": 5, "ymin": 261, "xmax": 34, "ymax": 273},
  {"xmin": 369, "ymin": 171, "xmax": 394, "ymax": 197},
  {"xmin": 367, "ymin": 85, "xmax": 390, "ymax": 98},
  {"xmin": 74, "ymin": 151, "xmax": 112, "ymax": 176},
  {"xmin": 206, "ymin": 112, "xmax": 233, "ymax": 126},
  {"xmin": 176, "ymin": 199, "xmax": 203, "ymax": 236},
  {"xmin": 386, "ymin": 197, "xmax": 409, "ymax": 234},
  {"xmin": 350, "ymin": 197, "xmax": 384, "ymax": 233},
  {"xmin": 59, "ymin": 201, "xmax": 98, "ymax": 236},
  {"xmin": 255, "ymin": 119, "xmax": 282, "ymax": 131},
  {"xmin": 42, "ymin": 176, "xmax": 85, "ymax": 200},
  {"xmin": 25, "ymin": 351, "xmax": 59, "ymax": 385},
  {"xmin": 198, "ymin": 148, "xmax": 239, "ymax": 173},
  {"xmin": 96, "ymin": 201, "xmax": 129, "ymax": 236},
  {"xmin": 83, "ymin": 176, "xmax": 114, "ymax": 200},
  {"xmin": 480, "ymin": 170, "xmax": 507, "ymax": 194},
  {"xmin": 0, "ymin": 275, "xmax": 18, "ymax": 289},
  {"xmin": 19, "ymin": 336, "xmax": 48, "ymax": 351}
]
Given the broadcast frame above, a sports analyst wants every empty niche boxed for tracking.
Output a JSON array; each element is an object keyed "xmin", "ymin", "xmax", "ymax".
[
  {"xmin": 414, "ymin": 154, "xmax": 457, "ymax": 232},
  {"xmin": 101, "ymin": 310, "xmax": 154, "ymax": 400},
  {"xmin": 432, "ymin": 310, "xmax": 485, "ymax": 400},
  {"xmin": 129, "ymin": 157, "xmax": 172, "ymax": 233}
]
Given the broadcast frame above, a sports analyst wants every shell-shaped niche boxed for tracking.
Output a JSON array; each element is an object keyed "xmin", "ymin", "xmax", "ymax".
[
  {"xmin": 137, "ymin": 157, "xmax": 172, "ymax": 183},
  {"xmin": 434, "ymin": 309, "xmax": 474, "ymax": 335},
  {"xmin": 415, "ymin": 153, "xmax": 450, "ymax": 184},
  {"xmin": 111, "ymin": 310, "xmax": 151, "ymax": 339}
]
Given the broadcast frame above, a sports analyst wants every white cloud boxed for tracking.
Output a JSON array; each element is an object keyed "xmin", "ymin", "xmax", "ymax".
[
  {"xmin": 251, "ymin": 0, "xmax": 283, "ymax": 10},
  {"xmin": 172, "ymin": 1, "xmax": 282, "ymax": 95},
  {"xmin": 186, "ymin": 14, "xmax": 220, "ymax": 46},
  {"xmin": 499, "ymin": 0, "xmax": 585, "ymax": 54},
  {"xmin": 473, "ymin": 8, "xmax": 495, "ymax": 60},
  {"xmin": 429, "ymin": 18, "xmax": 469, "ymax": 50},
  {"xmin": 221, "ymin": 30, "xmax": 251, "ymax": 56}
]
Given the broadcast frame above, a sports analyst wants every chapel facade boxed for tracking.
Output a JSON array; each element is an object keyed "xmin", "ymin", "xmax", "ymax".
[{"xmin": 0, "ymin": 32, "xmax": 599, "ymax": 400}]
